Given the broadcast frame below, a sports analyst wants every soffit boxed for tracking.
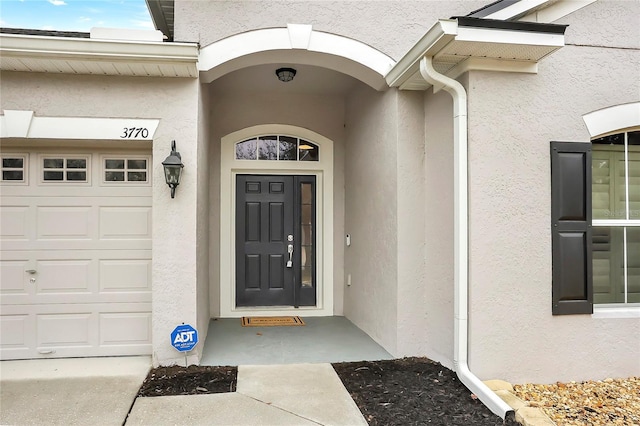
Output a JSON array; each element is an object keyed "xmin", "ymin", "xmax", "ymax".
[
  {"xmin": 0, "ymin": 33, "xmax": 198, "ymax": 78},
  {"xmin": 145, "ymin": 0, "xmax": 174, "ymax": 41},
  {"xmin": 386, "ymin": 17, "xmax": 567, "ymax": 90}
]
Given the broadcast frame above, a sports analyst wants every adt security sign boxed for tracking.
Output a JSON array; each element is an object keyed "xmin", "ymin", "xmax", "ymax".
[{"xmin": 170, "ymin": 324, "xmax": 198, "ymax": 352}]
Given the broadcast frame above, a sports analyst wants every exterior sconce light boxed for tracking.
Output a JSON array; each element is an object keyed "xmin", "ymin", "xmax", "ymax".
[
  {"xmin": 276, "ymin": 67, "xmax": 296, "ymax": 82},
  {"xmin": 162, "ymin": 140, "xmax": 184, "ymax": 199}
]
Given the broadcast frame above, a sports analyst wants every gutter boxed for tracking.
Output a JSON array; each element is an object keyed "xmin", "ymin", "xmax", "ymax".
[{"xmin": 419, "ymin": 56, "xmax": 513, "ymax": 419}]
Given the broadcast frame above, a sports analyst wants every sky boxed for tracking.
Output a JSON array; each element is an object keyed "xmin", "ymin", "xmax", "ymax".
[{"xmin": 0, "ymin": 0, "xmax": 153, "ymax": 32}]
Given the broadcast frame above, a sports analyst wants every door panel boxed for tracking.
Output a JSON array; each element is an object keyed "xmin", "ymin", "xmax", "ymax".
[
  {"xmin": 235, "ymin": 175, "xmax": 317, "ymax": 307},
  {"xmin": 236, "ymin": 175, "xmax": 294, "ymax": 306}
]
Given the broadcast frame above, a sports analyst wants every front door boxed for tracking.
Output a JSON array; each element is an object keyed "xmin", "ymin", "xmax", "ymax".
[{"xmin": 236, "ymin": 174, "xmax": 316, "ymax": 307}]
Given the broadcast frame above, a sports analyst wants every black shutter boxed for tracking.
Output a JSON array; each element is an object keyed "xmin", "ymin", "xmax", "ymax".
[{"xmin": 550, "ymin": 142, "xmax": 593, "ymax": 315}]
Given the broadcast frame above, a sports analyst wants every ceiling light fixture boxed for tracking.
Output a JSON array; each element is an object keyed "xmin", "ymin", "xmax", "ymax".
[{"xmin": 275, "ymin": 67, "xmax": 297, "ymax": 82}]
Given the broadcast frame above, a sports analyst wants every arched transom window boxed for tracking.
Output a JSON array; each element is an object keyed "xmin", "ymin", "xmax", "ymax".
[{"xmin": 235, "ymin": 135, "xmax": 319, "ymax": 161}]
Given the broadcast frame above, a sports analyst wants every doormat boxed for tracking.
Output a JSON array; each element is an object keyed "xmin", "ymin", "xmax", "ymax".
[{"xmin": 241, "ymin": 316, "xmax": 305, "ymax": 327}]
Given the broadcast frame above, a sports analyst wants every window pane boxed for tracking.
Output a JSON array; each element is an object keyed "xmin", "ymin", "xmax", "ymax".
[
  {"xmin": 298, "ymin": 140, "xmax": 318, "ymax": 161},
  {"xmin": 3, "ymin": 158, "xmax": 23, "ymax": 168},
  {"xmin": 106, "ymin": 159, "xmax": 125, "ymax": 169},
  {"xmin": 279, "ymin": 136, "xmax": 297, "ymax": 160},
  {"xmin": 236, "ymin": 139, "xmax": 257, "ymax": 160},
  {"xmin": 628, "ymin": 131, "xmax": 640, "ymax": 145},
  {"xmin": 44, "ymin": 158, "xmax": 63, "ymax": 168},
  {"xmin": 593, "ymin": 132, "xmax": 624, "ymax": 145},
  {"xmin": 301, "ymin": 266, "xmax": 313, "ymax": 288},
  {"xmin": 66, "ymin": 171, "xmax": 86, "ymax": 181},
  {"xmin": 127, "ymin": 171, "xmax": 147, "ymax": 182},
  {"xmin": 593, "ymin": 227, "xmax": 624, "ymax": 304},
  {"xmin": 127, "ymin": 159, "xmax": 147, "ymax": 170},
  {"xmin": 628, "ymin": 227, "xmax": 640, "ymax": 303},
  {"xmin": 258, "ymin": 136, "xmax": 278, "ymax": 160},
  {"xmin": 44, "ymin": 171, "xmax": 64, "ymax": 180},
  {"xmin": 2, "ymin": 170, "xmax": 23, "ymax": 181},
  {"xmin": 105, "ymin": 171, "xmax": 125, "ymax": 181},
  {"xmin": 301, "ymin": 205, "xmax": 312, "ymax": 225},
  {"xmin": 628, "ymin": 149, "xmax": 639, "ymax": 219},
  {"xmin": 301, "ymin": 182, "xmax": 312, "ymax": 204},
  {"xmin": 66, "ymin": 159, "xmax": 86, "ymax": 169},
  {"xmin": 592, "ymin": 151, "xmax": 612, "ymax": 219}
]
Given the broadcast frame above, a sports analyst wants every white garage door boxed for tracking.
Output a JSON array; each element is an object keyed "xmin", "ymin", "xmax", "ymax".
[{"xmin": 0, "ymin": 148, "xmax": 152, "ymax": 360}]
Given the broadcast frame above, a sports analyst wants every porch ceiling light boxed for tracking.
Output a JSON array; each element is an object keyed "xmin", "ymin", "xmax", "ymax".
[
  {"xmin": 276, "ymin": 67, "xmax": 296, "ymax": 82},
  {"xmin": 162, "ymin": 140, "xmax": 184, "ymax": 199}
]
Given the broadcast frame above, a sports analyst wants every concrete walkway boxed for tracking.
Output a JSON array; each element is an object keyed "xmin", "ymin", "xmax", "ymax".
[{"xmin": 1, "ymin": 358, "xmax": 367, "ymax": 426}]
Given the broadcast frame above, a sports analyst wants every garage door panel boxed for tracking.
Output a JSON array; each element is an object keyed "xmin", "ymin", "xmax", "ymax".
[
  {"xmin": 0, "ymin": 260, "xmax": 31, "ymax": 296},
  {"xmin": 37, "ymin": 313, "xmax": 94, "ymax": 349},
  {"xmin": 37, "ymin": 206, "xmax": 94, "ymax": 239},
  {"xmin": 100, "ymin": 207, "xmax": 151, "ymax": 239},
  {"xmin": 36, "ymin": 259, "xmax": 93, "ymax": 295},
  {"xmin": 100, "ymin": 259, "xmax": 151, "ymax": 292},
  {"xmin": 100, "ymin": 312, "xmax": 151, "ymax": 346},
  {"xmin": 0, "ymin": 303, "xmax": 152, "ymax": 359},
  {"xmin": 0, "ymin": 206, "xmax": 30, "ymax": 239}
]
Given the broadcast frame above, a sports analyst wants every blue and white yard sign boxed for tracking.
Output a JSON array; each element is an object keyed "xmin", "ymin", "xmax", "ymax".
[{"xmin": 170, "ymin": 324, "xmax": 198, "ymax": 352}]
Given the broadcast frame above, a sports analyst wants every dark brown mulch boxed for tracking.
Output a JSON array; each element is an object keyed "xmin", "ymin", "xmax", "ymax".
[
  {"xmin": 136, "ymin": 358, "xmax": 517, "ymax": 426},
  {"xmin": 137, "ymin": 365, "xmax": 237, "ymax": 397},
  {"xmin": 333, "ymin": 357, "xmax": 519, "ymax": 426}
]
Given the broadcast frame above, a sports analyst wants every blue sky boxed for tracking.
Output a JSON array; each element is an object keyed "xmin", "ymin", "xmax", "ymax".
[{"xmin": 0, "ymin": 0, "xmax": 153, "ymax": 32}]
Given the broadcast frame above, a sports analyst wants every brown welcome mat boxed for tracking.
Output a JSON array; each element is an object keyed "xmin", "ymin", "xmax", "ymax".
[{"xmin": 241, "ymin": 316, "xmax": 305, "ymax": 327}]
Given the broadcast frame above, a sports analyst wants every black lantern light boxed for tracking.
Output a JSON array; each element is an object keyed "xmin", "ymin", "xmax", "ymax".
[
  {"xmin": 275, "ymin": 67, "xmax": 296, "ymax": 82},
  {"xmin": 162, "ymin": 140, "xmax": 184, "ymax": 198}
]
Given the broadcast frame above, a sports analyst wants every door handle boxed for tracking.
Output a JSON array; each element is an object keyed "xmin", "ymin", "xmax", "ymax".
[
  {"xmin": 287, "ymin": 244, "xmax": 293, "ymax": 268},
  {"xmin": 26, "ymin": 270, "xmax": 37, "ymax": 274}
]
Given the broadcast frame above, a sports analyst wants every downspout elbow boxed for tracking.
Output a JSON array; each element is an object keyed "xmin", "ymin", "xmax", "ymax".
[{"xmin": 419, "ymin": 56, "xmax": 512, "ymax": 419}]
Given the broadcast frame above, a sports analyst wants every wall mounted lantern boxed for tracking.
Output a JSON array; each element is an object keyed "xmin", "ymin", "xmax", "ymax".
[
  {"xmin": 276, "ymin": 67, "xmax": 296, "ymax": 82},
  {"xmin": 162, "ymin": 140, "xmax": 184, "ymax": 198}
]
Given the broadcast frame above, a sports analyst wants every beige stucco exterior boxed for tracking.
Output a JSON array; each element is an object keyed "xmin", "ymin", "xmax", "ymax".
[
  {"xmin": 465, "ymin": 0, "xmax": 640, "ymax": 383},
  {"xmin": 1, "ymin": 0, "xmax": 638, "ymax": 384}
]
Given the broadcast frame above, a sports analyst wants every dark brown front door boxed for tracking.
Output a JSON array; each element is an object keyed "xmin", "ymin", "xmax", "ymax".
[{"xmin": 236, "ymin": 175, "xmax": 316, "ymax": 307}]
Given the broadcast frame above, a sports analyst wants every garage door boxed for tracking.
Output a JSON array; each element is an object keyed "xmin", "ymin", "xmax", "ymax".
[{"xmin": 0, "ymin": 148, "xmax": 152, "ymax": 359}]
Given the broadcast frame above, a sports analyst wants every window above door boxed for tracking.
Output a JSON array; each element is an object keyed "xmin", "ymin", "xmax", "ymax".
[{"xmin": 235, "ymin": 135, "xmax": 319, "ymax": 162}]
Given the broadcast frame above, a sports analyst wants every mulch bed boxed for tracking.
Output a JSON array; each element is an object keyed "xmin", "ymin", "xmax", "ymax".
[
  {"xmin": 137, "ymin": 365, "xmax": 237, "ymax": 397},
  {"xmin": 136, "ymin": 357, "xmax": 517, "ymax": 425},
  {"xmin": 333, "ymin": 357, "xmax": 518, "ymax": 426}
]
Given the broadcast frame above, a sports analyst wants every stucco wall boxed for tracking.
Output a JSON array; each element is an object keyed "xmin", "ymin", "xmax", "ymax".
[
  {"xmin": 0, "ymin": 71, "xmax": 202, "ymax": 366},
  {"xmin": 395, "ymin": 90, "xmax": 428, "ymax": 356},
  {"xmin": 207, "ymin": 88, "xmax": 347, "ymax": 316},
  {"xmin": 466, "ymin": 1, "xmax": 640, "ymax": 383},
  {"xmin": 421, "ymin": 89, "xmax": 456, "ymax": 368},
  {"xmin": 174, "ymin": 1, "xmax": 485, "ymax": 60},
  {"xmin": 344, "ymin": 85, "xmax": 399, "ymax": 353},
  {"xmin": 196, "ymin": 82, "xmax": 211, "ymax": 348}
]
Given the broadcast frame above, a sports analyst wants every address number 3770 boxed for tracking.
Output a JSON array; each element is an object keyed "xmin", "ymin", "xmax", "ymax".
[{"xmin": 121, "ymin": 127, "xmax": 150, "ymax": 139}]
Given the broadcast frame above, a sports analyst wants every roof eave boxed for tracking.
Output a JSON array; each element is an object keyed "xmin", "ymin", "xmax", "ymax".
[
  {"xmin": 0, "ymin": 33, "xmax": 199, "ymax": 78},
  {"xmin": 385, "ymin": 17, "xmax": 567, "ymax": 91}
]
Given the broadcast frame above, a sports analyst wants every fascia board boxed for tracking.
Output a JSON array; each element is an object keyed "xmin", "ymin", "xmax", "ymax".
[
  {"xmin": 520, "ymin": 0, "xmax": 597, "ymax": 23},
  {"xmin": 385, "ymin": 19, "xmax": 458, "ymax": 87},
  {"xmin": 455, "ymin": 26, "xmax": 565, "ymax": 48},
  {"xmin": 0, "ymin": 33, "xmax": 198, "ymax": 63}
]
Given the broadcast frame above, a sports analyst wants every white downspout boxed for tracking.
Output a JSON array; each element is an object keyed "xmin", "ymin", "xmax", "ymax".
[{"xmin": 419, "ymin": 56, "xmax": 513, "ymax": 419}]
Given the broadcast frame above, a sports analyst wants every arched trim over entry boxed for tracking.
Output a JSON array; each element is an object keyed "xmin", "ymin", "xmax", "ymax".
[
  {"xmin": 219, "ymin": 124, "xmax": 334, "ymax": 317},
  {"xmin": 199, "ymin": 24, "xmax": 396, "ymax": 90}
]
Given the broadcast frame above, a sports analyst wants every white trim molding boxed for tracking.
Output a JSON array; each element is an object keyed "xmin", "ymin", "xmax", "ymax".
[
  {"xmin": 198, "ymin": 24, "xmax": 396, "ymax": 90},
  {"xmin": 219, "ymin": 124, "xmax": 335, "ymax": 318},
  {"xmin": 0, "ymin": 110, "xmax": 159, "ymax": 141},
  {"xmin": 583, "ymin": 102, "xmax": 640, "ymax": 138}
]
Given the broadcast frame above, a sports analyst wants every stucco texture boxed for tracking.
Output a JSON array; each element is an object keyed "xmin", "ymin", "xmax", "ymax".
[
  {"xmin": 174, "ymin": 1, "xmax": 486, "ymax": 60},
  {"xmin": 0, "ymin": 71, "xmax": 203, "ymax": 366},
  {"xmin": 465, "ymin": 1, "xmax": 640, "ymax": 383}
]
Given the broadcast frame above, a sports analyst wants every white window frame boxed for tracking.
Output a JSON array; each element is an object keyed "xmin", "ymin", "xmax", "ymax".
[
  {"xmin": 0, "ymin": 153, "xmax": 28, "ymax": 185},
  {"xmin": 39, "ymin": 154, "xmax": 91, "ymax": 185},
  {"xmin": 591, "ymin": 129, "xmax": 640, "ymax": 307},
  {"xmin": 100, "ymin": 155, "xmax": 151, "ymax": 186}
]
